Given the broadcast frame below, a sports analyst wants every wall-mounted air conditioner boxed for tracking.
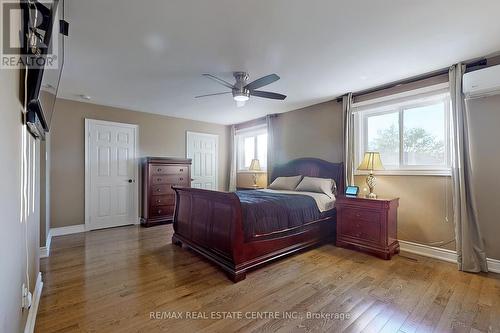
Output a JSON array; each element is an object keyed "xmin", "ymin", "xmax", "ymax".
[{"xmin": 463, "ymin": 64, "xmax": 500, "ymax": 98}]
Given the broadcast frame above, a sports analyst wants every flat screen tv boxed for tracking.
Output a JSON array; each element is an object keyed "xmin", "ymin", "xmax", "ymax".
[{"xmin": 24, "ymin": 0, "xmax": 67, "ymax": 138}]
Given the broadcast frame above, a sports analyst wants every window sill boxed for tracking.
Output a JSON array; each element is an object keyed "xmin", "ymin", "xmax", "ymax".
[
  {"xmin": 237, "ymin": 170, "xmax": 268, "ymax": 174},
  {"xmin": 355, "ymin": 169, "xmax": 451, "ymax": 177}
]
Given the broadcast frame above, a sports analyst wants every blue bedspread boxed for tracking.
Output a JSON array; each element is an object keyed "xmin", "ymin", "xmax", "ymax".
[{"xmin": 235, "ymin": 190, "xmax": 327, "ymax": 239}]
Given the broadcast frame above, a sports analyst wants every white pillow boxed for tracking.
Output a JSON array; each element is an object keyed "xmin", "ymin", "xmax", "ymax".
[
  {"xmin": 268, "ymin": 175, "xmax": 303, "ymax": 191},
  {"xmin": 296, "ymin": 176, "xmax": 335, "ymax": 198}
]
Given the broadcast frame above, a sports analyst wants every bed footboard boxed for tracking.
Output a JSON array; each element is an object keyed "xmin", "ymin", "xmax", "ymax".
[{"xmin": 171, "ymin": 187, "xmax": 246, "ymax": 281}]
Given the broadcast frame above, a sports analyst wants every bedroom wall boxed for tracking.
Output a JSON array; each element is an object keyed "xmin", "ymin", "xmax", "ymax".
[
  {"xmin": 271, "ymin": 99, "xmax": 457, "ymax": 251},
  {"xmin": 273, "ymin": 100, "xmax": 344, "ymax": 164},
  {"xmin": 40, "ymin": 135, "xmax": 51, "ymax": 247},
  {"xmin": 467, "ymin": 94, "xmax": 500, "ymax": 260},
  {"xmin": 353, "ymin": 175, "xmax": 455, "ymax": 250},
  {"xmin": 0, "ymin": 46, "xmax": 40, "ymax": 333},
  {"xmin": 50, "ymin": 98, "xmax": 230, "ymax": 228}
]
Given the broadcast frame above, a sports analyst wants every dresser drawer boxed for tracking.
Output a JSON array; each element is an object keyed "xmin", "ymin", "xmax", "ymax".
[
  {"xmin": 151, "ymin": 184, "xmax": 174, "ymax": 195},
  {"xmin": 151, "ymin": 194, "xmax": 175, "ymax": 206},
  {"xmin": 150, "ymin": 205, "xmax": 174, "ymax": 218},
  {"xmin": 151, "ymin": 174, "xmax": 188, "ymax": 185},
  {"xmin": 150, "ymin": 164, "xmax": 188, "ymax": 175}
]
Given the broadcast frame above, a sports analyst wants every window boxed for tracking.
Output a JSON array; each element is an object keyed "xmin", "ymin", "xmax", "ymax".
[
  {"xmin": 354, "ymin": 88, "xmax": 451, "ymax": 175},
  {"xmin": 236, "ymin": 125, "xmax": 268, "ymax": 171}
]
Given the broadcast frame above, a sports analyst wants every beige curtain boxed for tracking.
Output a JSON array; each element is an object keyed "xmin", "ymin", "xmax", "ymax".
[
  {"xmin": 342, "ymin": 93, "xmax": 354, "ymax": 187},
  {"xmin": 449, "ymin": 64, "xmax": 488, "ymax": 272},
  {"xmin": 228, "ymin": 125, "xmax": 237, "ymax": 192},
  {"xmin": 266, "ymin": 114, "xmax": 277, "ymax": 184}
]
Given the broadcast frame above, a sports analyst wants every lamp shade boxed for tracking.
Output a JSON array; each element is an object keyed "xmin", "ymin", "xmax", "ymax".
[
  {"xmin": 357, "ymin": 152, "xmax": 384, "ymax": 171},
  {"xmin": 249, "ymin": 159, "xmax": 261, "ymax": 172}
]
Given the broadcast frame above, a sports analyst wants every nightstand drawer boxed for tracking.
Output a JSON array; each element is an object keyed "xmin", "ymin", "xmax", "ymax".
[
  {"xmin": 343, "ymin": 208, "xmax": 379, "ymax": 224},
  {"xmin": 339, "ymin": 212, "xmax": 381, "ymax": 244}
]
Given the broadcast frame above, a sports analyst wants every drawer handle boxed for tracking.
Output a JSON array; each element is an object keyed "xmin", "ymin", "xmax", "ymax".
[
  {"xmin": 157, "ymin": 178, "xmax": 162, "ymax": 182},
  {"xmin": 156, "ymin": 189, "xmax": 161, "ymax": 192},
  {"xmin": 156, "ymin": 199, "xmax": 161, "ymax": 204},
  {"xmin": 180, "ymin": 177, "xmax": 183, "ymax": 181},
  {"xmin": 157, "ymin": 168, "xmax": 162, "ymax": 172},
  {"xmin": 180, "ymin": 168, "xmax": 184, "ymax": 172},
  {"xmin": 158, "ymin": 209, "xmax": 162, "ymax": 214}
]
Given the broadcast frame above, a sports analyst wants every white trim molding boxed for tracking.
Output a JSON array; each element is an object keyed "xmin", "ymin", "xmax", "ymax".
[
  {"xmin": 50, "ymin": 224, "xmax": 86, "ymax": 237},
  {"xmin": 399, "ymin": 240, "xmax": 500, "ymax": 273},
  {"xmin": 39, "ymin": 224, "xmax": 86, "ymax": 258},
  {"xmin": 39, "ymin": 234, "xmax": 51, "ymax": 258},
  {"xmin": 24, "ymin": 272, "xmax": 43, "ymax": 333}
]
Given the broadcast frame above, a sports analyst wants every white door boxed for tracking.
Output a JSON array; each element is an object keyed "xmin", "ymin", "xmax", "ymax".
[
  {"xmin": 85, "ymin": 119, "xmax": 138, "ymax": 230},
  {"xmin": 186, "ymin": 131, "xmax": 218, "ymax": 190}
]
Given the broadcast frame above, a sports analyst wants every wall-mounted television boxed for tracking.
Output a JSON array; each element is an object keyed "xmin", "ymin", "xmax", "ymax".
[{"xmin": 23, "ymin": 0, "xmax": 68, "ymax": 139}]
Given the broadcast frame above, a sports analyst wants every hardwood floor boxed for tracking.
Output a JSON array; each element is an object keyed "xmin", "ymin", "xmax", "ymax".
[{"xmin": 36, "ymin": 224, "xmax": 500, "ymax": 333}]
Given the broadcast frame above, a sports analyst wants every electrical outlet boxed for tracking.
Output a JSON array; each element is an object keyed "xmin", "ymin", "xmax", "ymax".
[{"xmin": 21, "ymin": 283, "xmax": 32, "ymax": 310}]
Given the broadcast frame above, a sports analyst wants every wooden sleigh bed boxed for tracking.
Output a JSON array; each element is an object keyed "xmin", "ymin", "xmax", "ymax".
[{"xmin": 171, "ymin": 158, "xmax": 344, "ymax": 282}]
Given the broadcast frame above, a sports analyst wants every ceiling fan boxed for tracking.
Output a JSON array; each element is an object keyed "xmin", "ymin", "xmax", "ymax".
[{"xmin": 195, "ymin": 72, "xmax": 287, "ymax": 107}]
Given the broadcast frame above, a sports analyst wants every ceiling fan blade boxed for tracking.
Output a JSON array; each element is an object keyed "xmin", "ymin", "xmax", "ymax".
[
  {"xmin": 202, "ymin": 74, "xmax": 235, "ymax": 89},
  {"xmin": 195, "ymin": 92, "xmax": 232, "ymax": 98},
  {"xmin": 250, "ymin": 90, "xmax": 287, "ymax": 100},
  {"xmin": 244, "ymin": 74, "xmax": 280, "ymax": 90}
]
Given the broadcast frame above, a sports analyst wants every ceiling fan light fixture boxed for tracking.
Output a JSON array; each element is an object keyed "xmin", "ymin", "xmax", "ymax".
[
  {"xmin": 233, "ymin": 94, "xmax": 249, "ymax": 102},
  {"xmin": 233, "ymin": 90, "xmax": 250, "ymax": 102}
]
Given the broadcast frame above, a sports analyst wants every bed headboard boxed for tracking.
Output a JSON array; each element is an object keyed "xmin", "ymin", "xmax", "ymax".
[{"xmin": 270, "ymin": 158, "xmax": 344, "ymax": 194}]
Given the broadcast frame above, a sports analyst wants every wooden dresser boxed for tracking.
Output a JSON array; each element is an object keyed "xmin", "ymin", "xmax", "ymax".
[
  {"xmin": 336, "ymin": 196, "xmax": 399, "ymax": 259},
  {"xmin": 141, "ymin": 157, "xmax": 192, "ymax": 227}
]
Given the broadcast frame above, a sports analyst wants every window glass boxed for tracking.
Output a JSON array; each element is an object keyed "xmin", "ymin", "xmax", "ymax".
[
  {"xmin": 367, "ymin": 112, "xmax": 400, "ymax": 166},
  {"xmin": 257, "ymin": 134, "xmax": 267, "ymax": 169},
  {"xmin": 244, "ymin": 136, "xmax": 255, "ymax": 168},
  {"xmin": 403, "ymin": 103, "xmax": 446, "ymax": 165}
]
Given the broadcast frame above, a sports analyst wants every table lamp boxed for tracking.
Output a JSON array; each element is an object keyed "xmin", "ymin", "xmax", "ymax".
[
  {"xmin": 249, "ymin": 159, "xmax": 261, "ymax": 188},
  {"xmin": 357, "ymin": 152, "xmax": 384, "ymax": 199}
]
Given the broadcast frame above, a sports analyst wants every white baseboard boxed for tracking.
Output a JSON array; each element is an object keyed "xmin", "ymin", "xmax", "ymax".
[
  {"xmin": 399, "ymin": 240, "xmax": 500, "ymax": 274},
  {"xmin": 50, "ymin": 224, "xmax": 86, "ymax": 237},
  {"xmin": 39, "ymin": 246, "xmax": 49, "ymax": 259},
  {"xmin": 487, "ymin": 258, "xmax": 500, "ymax": 273},
  {"xmin": 39, "ymin": 233, "xmax": 52, "ymax": 259},
  {"xmin": 39, "ymin": 224, "xmax": 85, "ymax": 258},
  {"xmin": 24, "ymin": 272, "xmax": 43, "ymax": 333}
]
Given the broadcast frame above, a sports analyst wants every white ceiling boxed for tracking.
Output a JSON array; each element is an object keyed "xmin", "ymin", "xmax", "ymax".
[{"xmin": 59, "ymin": 0, "xmax": 500, "ymax": 125}]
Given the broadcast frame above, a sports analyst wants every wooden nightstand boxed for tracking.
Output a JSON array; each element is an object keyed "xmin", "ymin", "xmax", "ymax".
[{"xmin": 336, "ymin": 196, "xmax": 399, "ymax": 259}]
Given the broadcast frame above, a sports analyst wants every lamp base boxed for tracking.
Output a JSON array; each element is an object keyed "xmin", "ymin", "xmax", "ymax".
[
  {"xmin": 252, "ymin": 173, "xmax": 258, "ymax": 187},
  {"xmin": 365, "ymin": 173, "xmax": 377, "ymax": 199}
]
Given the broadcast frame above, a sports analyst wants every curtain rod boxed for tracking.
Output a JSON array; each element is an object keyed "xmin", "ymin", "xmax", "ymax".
[{"xmin": 335, "ymin": 58, "xmax": 488, "ymax": 102}]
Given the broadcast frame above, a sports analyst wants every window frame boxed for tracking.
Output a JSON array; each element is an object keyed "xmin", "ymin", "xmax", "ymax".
[
  {"xmin": 236, "ymin": 125, "xmax": 268, "ymax": 172},
  {"xmin": 354, "ymin": 89, "xmax": 452, "ymax": 176}
]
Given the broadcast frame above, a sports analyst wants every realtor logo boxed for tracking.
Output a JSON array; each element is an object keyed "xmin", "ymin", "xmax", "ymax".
[{"xmin": 1, "ymin": 0, "xmax": 60, "ymax": 69}]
